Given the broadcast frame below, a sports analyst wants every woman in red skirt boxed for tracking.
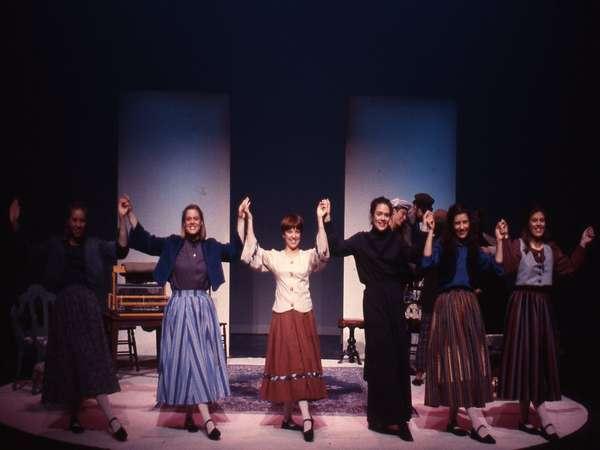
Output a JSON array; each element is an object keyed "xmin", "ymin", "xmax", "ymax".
[
  {"xmin": 240, "ymin": 198, "xmax": 329, "ymax": 442},
  {"xmin": 498, "ymin": 206, "xmax": 594, "ymax": 441}
]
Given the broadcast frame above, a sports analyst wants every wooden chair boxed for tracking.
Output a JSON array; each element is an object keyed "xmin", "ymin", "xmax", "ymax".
[{"xmin": 10, "ymin": 285, "xmax": 55, "ymax": 393}]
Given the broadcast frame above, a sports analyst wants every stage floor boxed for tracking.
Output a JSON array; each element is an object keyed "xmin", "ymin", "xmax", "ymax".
[{"xmin": 0, "ymin": 358, "xmax": 588, "ymax": 450}]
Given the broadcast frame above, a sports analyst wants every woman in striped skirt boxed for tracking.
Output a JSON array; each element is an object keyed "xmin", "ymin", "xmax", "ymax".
[
  {"xmin": 497, "ymin": 207, "xmax": 594, "ymax": 441},
  {"xmin": 126, "ymin": 196, "xmax": 246, "ymax": 440},
  {"xmin": 422, "ymin": 204, "xmax": 504, "ymax": 444},
  {"xmin": 239, "ymin": 198, "xmax": 329, "ymax": 442}
]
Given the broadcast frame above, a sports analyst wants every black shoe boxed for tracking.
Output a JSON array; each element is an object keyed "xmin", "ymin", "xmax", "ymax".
[
  {"xmin": 397, "ymin": 422, "xmax": 414, "ymax": 442},
  {"xmin": 367, "ymin": 422, "xmax": 399, "ymax": 436},
  {"xmin": 540, "ymin": 423, "xmax": 559, "ymax": 442},
  {"xmin": 303, "ymin": 418, "xmax": 314, "ymax": 442},
  {"xmin": 469, "ymin": 425, "xmax": 495, "ymax": 444},
  {"xmin": 412, "ymin": 378, "xmax": 424, "ymax": 386},
  {"xmin": 204, "ymin": 419, "xmax": 221, "ymax": 441},
  {"xmin": 184, "ymin": 416, "xmax": 199, "ymax": 433},
  {"xmin": 69, "ymin": 416, "xmax": 84, "ymax": 434},
  {"xmin": 518, "ymin": 422, "xmax": 540, "ymax": 435},
  {"xmin": 108, "ymin": 417, "xmax": 128, "ymax": 442},
  {"xmin": 281, "ymin": 418, "xmax": 302, "ymax": 431},
  {"xmin": 446, "ymin": 421, "xmax": 468, "ymax": 436}
]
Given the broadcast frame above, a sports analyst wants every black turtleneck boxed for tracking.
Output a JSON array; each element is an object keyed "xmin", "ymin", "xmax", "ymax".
[{"xmin": 325, "ymin": 222, "xmax": 417, "ymax": 285}]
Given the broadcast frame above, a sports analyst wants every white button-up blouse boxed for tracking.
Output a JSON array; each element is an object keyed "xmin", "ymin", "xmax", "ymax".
[{"xmin": 241, "ymin": 233, "xmax": 329, "ymax": 313}]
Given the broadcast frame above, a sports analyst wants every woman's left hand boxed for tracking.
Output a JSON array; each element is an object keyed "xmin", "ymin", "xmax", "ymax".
[
  {"xmin": 495, "ymin": 219, "xmax": 508, "ymax": 241},
  {"xmin": 580, "ymin": 226, "xmax": 595, "ymax": 248},
  {"xmin": 316, "ymin": 199, "xmax": 328, "ymax": 219}
]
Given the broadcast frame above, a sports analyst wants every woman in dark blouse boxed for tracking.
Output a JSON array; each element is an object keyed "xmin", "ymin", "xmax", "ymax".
[
  {"xmin": 9, "ymin": 198, "xmax": 129, "ymax": 441},
  {"xmin": 125, "ymin": 196, "xmax": 245, "ymax": 440},
  {"xmin": 497, "ymin": 207, "xmax": 594, "ymax": 441},
  {"xmin": 323, "ymin": 197, "xmax": 416, "ymax": 441},
  {"xmin": 422, "ymin": 203, "xmax": 504, "ymax": 445}
]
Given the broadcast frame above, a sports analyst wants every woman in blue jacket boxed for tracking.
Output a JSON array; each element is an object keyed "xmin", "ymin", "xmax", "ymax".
[
  {"xmin": 125, "ymin": 195, "xmax": 246, "ymax": 441},
  {"xmin": 422, "ymin": 204, "xmax": 504, "ymax": 445}
]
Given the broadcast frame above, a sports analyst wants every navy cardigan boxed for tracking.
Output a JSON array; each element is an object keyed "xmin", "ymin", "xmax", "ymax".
[{"xmin": 129, "ymin": 223, "xmax": 242, "ymax": 291}]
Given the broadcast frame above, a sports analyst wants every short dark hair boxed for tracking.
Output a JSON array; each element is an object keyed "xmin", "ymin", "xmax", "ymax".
[{"xmin": 281, "ymin": 214, "xmax": 304, "ymax": 233}]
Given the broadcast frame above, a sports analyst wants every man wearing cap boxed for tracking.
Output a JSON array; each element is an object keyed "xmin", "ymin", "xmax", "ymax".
[{"xmin": 390, "ymin": 198, "xmax": 412, "ymax": 235}]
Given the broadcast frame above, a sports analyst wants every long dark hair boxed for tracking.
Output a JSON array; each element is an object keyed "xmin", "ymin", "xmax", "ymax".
[
  {"xmin": 437, "ymin": 203, "xmax": 481, "ymax": 288},
  {"xmin": 520, "ymin": 204, "xmax": 551, "ymax": 251}
]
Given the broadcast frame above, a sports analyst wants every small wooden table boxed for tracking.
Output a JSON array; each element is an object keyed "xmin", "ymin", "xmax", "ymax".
[{"xmin": 103, "ymin": 312, "xmax": 163, "ymax": 368}]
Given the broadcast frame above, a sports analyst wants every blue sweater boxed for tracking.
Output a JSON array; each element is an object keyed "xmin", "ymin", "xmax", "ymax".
[
  {"xmin": 422, "ymin": 240, "xmax": 502, "ymax": 291},
  {"xmin": 129, "ymin": 223, "xmax": 242, "ymax": 291}
]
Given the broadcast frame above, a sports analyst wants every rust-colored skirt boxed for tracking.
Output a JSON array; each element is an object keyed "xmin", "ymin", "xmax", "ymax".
[
  {"xmin": 260, "ymin": 309, "xmax": 327, "ymax": 403},
  {"xmin": 425, "ymin": 289, "xmax": 492, "ymax": 409},
  {"xmin": 499, "ymin": 287, "xmax": 560, "ymax": 404}
]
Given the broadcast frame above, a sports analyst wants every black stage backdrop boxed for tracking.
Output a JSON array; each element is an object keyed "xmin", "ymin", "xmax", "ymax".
[{"xmin": 4, "ymin": 1, "xmax": 598, "ymax": 418}]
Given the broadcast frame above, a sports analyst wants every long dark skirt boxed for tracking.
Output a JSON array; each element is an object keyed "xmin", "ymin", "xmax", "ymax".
[
  {"xmin": 260, "ymin": 309, "xmax": 326, "ymax": 403},
  {"xmin": 499, "ymin": 287, "xmax": 560, "ymax": 404},
  {"xmin": 425, "ymin": 289, "xmax": 492, "ymax": 409},
  {"xmin": 42, "ymin": 285, "xmax": 120, "ymax": 406},
  {"xmin": 363, "ymin": 281, "xmax": 412, "ymax": 426}
]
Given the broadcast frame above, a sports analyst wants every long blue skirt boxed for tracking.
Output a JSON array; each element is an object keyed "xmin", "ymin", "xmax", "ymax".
[{"xmin": 157, "ymin": 290, "xmax": 230, "ymax": 405}]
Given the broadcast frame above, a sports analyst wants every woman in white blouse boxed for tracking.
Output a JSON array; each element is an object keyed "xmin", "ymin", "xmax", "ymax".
[{"xmin": 240, "ymin": 198, "xmax": 329, "ymax": 442}]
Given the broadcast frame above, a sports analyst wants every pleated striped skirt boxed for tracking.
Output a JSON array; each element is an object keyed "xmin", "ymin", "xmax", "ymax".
[
  {"xmin": 425, "ymin": 289, "xmax": 492, "ymax": 409},
  {"xmin": 157, "ymin": 290, "xmax": 230, "ymax": 405},
  {"xmin": 499, "ymin": 287, "xmax": 560, "ymax": 404}
]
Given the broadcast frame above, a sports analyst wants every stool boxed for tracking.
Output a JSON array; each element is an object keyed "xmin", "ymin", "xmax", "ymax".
[
  {"xmin": 117, "ymin": 328, "xmax": 139, "ymax": 371},
  {"xmin": 337, "ymin": 318, "xmax": 364, "ymax": 365}
]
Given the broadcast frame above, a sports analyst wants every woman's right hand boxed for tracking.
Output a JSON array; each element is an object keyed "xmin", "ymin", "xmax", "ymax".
[
  {"xmin": 118, "ymin": 195, "xmax": 132, "ymax": 219},
  {"xmin": 423, "ymin": 210, "xmax": 435, "ymax": 233},
  {"xmin": 238, "ymin": 196, "xmax": 251, "ymax": 220}
]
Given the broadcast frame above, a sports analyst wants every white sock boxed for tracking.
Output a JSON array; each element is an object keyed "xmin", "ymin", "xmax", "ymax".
[
  {"xmin": 467, "ymin": 407, "xmax": 490, "ymax": 435},
  {"xmin": 537, "ymin": 403, "xmax": 556, "ymax": 434}
]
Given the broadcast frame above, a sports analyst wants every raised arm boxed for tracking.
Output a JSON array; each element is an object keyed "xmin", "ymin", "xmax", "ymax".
[
  {"xmin": 494, "ymin": 219, "xmax": 504, "ymax": 265},
  {"xmin": 497, "ymin": 220, "xmax": 523, "ymax": 274},
  {"xmin": 98, "ymin": 195, "xmax": 131, "ymax": 260},
  {"xmin": 421, "ymin": 210, "xmax": 436, "ymax": 267},
  {"xmin": 239, "ymin": 198, "xmax": 271, "ymax": 272},
  {"xmin": 553, "ymin": 226, "xmax": 595, "ymax": 276},
  {"xmin": 9, "ymin": 198, "xmax": 20, "ymax": 233},
  {"xmin": 308, "ymin": 199, "xmax": 330, "ymax": 272},
  {"xmin": 126, "ymin": 197, "xmax": 168, "ymax": 256},
  {"xmin": 237, "ymin": 197, "xmax": 250, "ymax": 243},
  {"xmin": 322, "ymin": 199, "xmax": 358, "ymax": 257},
  {"xmin": 115, "ymin": 195, "xmax": 130, "ymax": 259},
  {"xmin": 216, "ymin": 197, "xmax": 247, "ymax": 262}
]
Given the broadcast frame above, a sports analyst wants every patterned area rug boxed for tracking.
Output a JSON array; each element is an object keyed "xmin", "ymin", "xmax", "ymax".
[{"xmin": 212, "ymin": 365, "xmax": 368, "ymax": 415}]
